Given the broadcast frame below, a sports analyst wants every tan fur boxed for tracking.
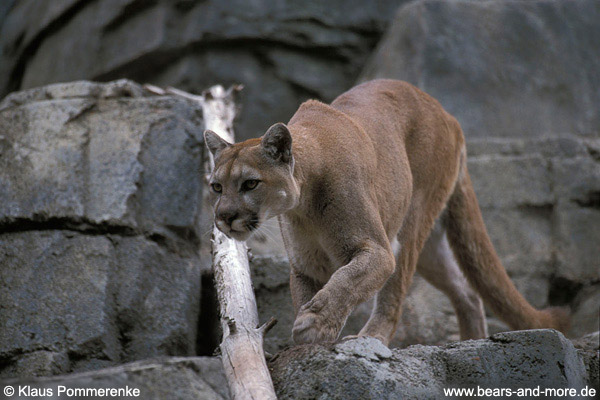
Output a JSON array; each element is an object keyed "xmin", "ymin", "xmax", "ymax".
[{"xmin": 205, "ymin": 79, "xmax": 569, "ymax": 345}]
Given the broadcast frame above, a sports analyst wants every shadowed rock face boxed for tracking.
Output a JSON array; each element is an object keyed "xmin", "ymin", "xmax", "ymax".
[
  {"xmin": 0, "ymin": 80, "xmax": 206, "ymax": 379},
  {"xmin": 0, "ymin": 0, "xmax": 409, "ymax": 141}
]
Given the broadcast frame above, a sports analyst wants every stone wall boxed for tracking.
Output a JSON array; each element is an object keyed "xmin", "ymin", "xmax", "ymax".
[{"xmin": 0, "ymin": 80, "xmax": 207, "ymax": 378}]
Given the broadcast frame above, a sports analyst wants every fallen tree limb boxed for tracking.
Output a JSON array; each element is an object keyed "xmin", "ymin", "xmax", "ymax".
[
  {"xmin": 210, "ymin": 233, "xmax": 278, "ymax": 399},
  {"xmin": 145, "ymin": 83, "xmax": 277, "ymax": 399}
]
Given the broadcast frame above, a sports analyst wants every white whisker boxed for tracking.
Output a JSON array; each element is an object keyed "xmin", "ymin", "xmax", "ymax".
[{"xmin": 254, "ymin": 223, "xmax": 281, "ymax": 244}]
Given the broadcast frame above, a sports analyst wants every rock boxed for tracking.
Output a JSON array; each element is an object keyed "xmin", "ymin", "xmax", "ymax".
[
  {"xmin": 0, "ymin": 232, "xmax": 119, "ymax": 368},
  {"xmin": 0, "ymin": 0, "xmax": 410, "ymax": 142},
  {"xmin": 0, "ymin": 352, "xmax": 70, "ymax": 380},
  {"xmin": 555, "ymin": 206, "xmax": 600, "ymax": 283},
  {"xmin": 0, "ymin": 1, "xmax": 15, "ymax": 29},
  {"xmin": 0, "ymin": 357, "xmax": 229, "ymax": 400},
  {"xmin": 571, "ymin": 332, "xmax": 599, "ymax": 351},
  {"xmin": 572, "ymin": 331, "xmax": 599, "ymax": 390},
  {"xmin": 360, "ymin": 0, "xmax": 600, "ymax": 140},
  {"xmin": 0, "ymin": 80, "xmax": 205, "ymax": 243},
  {"xmin": 467, "ymin": 330, "xmax": 585, "ymax": 388},
  {"xmin": 570, "ymin": 286, "xmax": 600, "ymax": 339},
  {"xmin": 467, "ymin": 156, "xmax": 553, "ymax": 210},
  {"xmin": 0, "ymin": 231, "xmax": 202, "ymax": 379},
  {"xmin": 0, "ymin": 80, "xmax": 206, "ymax": 378},
  {"xmin": 271, "ymin": 341, "xmax": 427, "ymax": 400},
  {"xmin": 270, "ymin": 330, "xmax": 590, "ymax": 399},
  {"xmin": 3, "ymin": 332, "xmax": 593, "ymax": 400},
  {"xmin": 334, "ymin": 337, "xmax": 392, "ymax": 361},
  {"xmin": 110, "ymin": 236, "xmax": 202, "ymax": 362},
  {"xmin": 0, "ymin": 79, "xmax": 146, "ymax": 109},
  {"xmin": 467, "ymin": 138, "xmax": 600, "ymax": 309},
  {"xmin": 250, "ymin": 256, "xmax": 295, "ymax": 353}
]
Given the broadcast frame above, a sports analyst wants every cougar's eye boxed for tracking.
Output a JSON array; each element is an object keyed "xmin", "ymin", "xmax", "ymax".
[
  {"xmin": 241, "ymin": 179, "xmax": 260, "ymax": 191},
  {"xmin": 211, "ymin": 183, "xmax": 222, "ymax": 193}
]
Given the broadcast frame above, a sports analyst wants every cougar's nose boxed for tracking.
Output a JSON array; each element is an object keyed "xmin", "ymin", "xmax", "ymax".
[{"xmin": 217, "ymin": 211, "xmax": 238, "ymax": 226}]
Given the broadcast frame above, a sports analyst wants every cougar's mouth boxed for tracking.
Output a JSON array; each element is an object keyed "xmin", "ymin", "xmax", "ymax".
[
  {"xmin": 227, "ymin": 229, "xmax": 251, "ymax": 241},
  {"xmin": 215, "ymin": 212, "xmax": 260, "ymax": 242},
  {"xmin": 215, "ymin": 224, "xmax": 251, "ymax": 242},
  {"xmin": 245, "ymin": 213, "xmax": 260, "ymax": 232}
]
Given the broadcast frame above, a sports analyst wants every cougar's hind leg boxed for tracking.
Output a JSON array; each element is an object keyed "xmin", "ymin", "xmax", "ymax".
[{"xmin": 416, "ymin": 218, "xmax": 488, "ymax": 340}]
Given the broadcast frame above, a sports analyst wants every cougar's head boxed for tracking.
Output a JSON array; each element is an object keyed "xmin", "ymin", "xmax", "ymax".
[{"xmin": 204, "ymin": 123, "xmax": 299, "ymax": 241}]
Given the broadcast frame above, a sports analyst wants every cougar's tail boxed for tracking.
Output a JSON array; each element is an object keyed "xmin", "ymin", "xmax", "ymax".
[{"xmin": 442, "ymin": 161, "xmax": 570, "ymax": 333}]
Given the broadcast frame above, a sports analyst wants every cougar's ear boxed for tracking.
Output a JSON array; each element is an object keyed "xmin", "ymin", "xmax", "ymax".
[
  {"xmin": 204, "ymin": 129, "xmax": 232, "ymax": 158},
  {"xmin": 261, "ymin": 123, "xmax": 292, "ymax": 163}
]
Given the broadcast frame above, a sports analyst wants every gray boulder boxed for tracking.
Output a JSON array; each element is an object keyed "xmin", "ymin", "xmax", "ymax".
[
  {"xmin": 270, "ymin": 330, "xmax": 590, "ymax": 399},
  {"xmin": 0, "ymin": 80, "xmax": 206, "ymax": 379},
  {"xmin": 0, "ymin": 357, "xmax": 229, "ymax": 400},
  {"xmin": 572, "ymin": 331, "xmax": 600, "ymax": 390},
  {"xmin": 360, "ymin": 0, "xmax": 600, "ymax": 140},
  {"xmin": 0, "ymin": 0, "xmax": 410, "ymax": 141}
]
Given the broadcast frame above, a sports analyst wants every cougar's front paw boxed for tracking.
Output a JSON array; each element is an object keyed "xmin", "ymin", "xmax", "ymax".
[{"xmin": 292, "ymin": 309, "xmax": 339, "ymax": 344}]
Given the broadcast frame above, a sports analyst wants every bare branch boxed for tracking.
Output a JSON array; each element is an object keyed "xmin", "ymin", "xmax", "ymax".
[{"xmin": 259, "ymin": 317, "xmax": 278, "ymax": 336}]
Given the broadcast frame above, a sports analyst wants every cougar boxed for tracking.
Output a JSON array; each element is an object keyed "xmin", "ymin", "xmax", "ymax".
[{"xmin": 204, "ymin": 79, "xmax": 569, "ymax": 345}]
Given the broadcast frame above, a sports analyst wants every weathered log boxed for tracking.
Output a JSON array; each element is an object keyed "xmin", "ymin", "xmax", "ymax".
[
  {"xmin": 145, "ymin": 83, "xmax": 277, "ymax": 399},
  {"xmin": 210, "ymin": 232, "xmax": 278, "ymax": 400}
]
